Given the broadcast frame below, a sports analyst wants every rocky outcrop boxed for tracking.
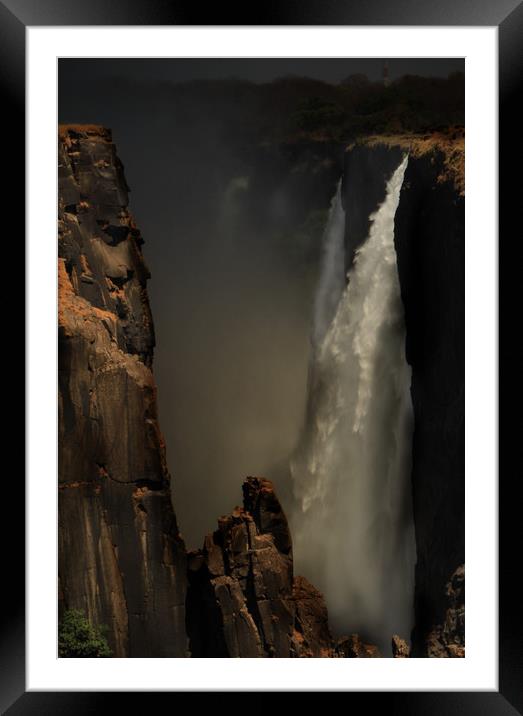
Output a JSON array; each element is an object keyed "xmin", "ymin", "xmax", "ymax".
[
  {"xmin": 425, "ymin": 565, "xmax": 465, "ymax": 658},
  {"xmin": 342, "ymin": 134, "xmax": 464, "ymax": 657},
  {"xmin": 338, "ymin": 635, "xmax": 381, "ymax": 659},
  {"xmin": 58, "ymin": 125, "xmax": 187, "ymax": 657},
  {"xmin": 391, "ymin": 634, "xmax": 411, "ymax": 658},
  {"xmin": 186, "ymin": 477, "xmax": 335, "ymax": 657},
  {"xmin": 292, "ymin": 576, "xmax": 336, "ymax": 658}
]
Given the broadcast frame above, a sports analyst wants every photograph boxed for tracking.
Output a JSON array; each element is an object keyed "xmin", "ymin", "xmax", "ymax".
[
  {"xmin": 57, "ymin": 57, "xmax": 465, "ymax": 660},
  {"xmin": 0, "ymin": 0, "xmax": 515, "ymax": 706}
]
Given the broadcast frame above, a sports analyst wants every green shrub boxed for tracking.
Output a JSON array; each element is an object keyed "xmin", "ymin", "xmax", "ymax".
[{"xmin": 58, "ymin": 609, "xmax": 112, "ymax": 658}]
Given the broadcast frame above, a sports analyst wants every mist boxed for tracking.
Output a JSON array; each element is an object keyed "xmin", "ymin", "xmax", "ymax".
[{"xmin": 154, "ymin": 160, "xmax": 319, "ymax": 546}]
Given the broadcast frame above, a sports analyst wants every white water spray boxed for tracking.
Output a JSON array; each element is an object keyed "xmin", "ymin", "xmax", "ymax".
[
  {"xmin": 312, "ymin": 180, "xmax": 346, "ymax": 348},
  {"xmin": 290, "ymin": 156, "xmax": 416, "ymax": 651}
]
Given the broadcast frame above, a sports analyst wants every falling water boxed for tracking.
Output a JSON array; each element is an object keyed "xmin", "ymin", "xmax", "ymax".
[
  {"xmin": 290, "ymin": 156, "xmax": 416, "ymax": 652},
  {"xmin": 312, "ymin": 180, "xmax": 346, "ymax": 349}
]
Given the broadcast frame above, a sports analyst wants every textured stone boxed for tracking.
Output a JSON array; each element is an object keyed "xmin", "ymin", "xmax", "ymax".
[
  {"xmin": 186, "ymin": 477, "xmax": 336, "ymax": 657},
  {"xmin": 292, "ymin": 576, "xmax": 336, "ymax": 657},
  {"xmin": 425, "ymin": 565, "xmax": 465, "ymax": 658},
  {"xmin": 338, "ymin": 634, "xmax": 381, "ymax": 658},
  {"xmin": 58, "ymin": 125, "xmax": 187, "ymax": 657},
  {"xmin": 392, "ymin": 634, "xmax": 411, "ymax": 658}
]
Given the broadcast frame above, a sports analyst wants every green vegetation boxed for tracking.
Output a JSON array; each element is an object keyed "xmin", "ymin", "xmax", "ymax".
[
  {"xmin": 292, "ymin": 97, "xmax": 346, "ymax": 134},
  {"xmin": 58, "ymin": 609, "xmax": 112, "ymax": 658},
  {"xmin": 285, "ymin": 72, "xmax": 464, "ymax": 141},
  {"xmin": 167, "ymin": 71, "xmax": 464, "ymax": 148}
]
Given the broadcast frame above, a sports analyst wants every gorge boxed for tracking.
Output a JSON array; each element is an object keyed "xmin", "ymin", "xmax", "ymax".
[{"xmin": 58, "ymin": 124, "xmax": 464, "ymax": 658}]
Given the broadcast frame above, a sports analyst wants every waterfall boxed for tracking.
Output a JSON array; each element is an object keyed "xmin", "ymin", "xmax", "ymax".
[
  {"xmin": 290, "ymin": 156, "xmax": 416, "ymax": 652},
  {"xmin": 312, "ymin": 180, "xmax": 346, "ymax": 349}
]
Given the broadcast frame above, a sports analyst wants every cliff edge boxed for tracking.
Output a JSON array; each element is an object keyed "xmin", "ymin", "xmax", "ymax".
[{"xmin": 58, "ymin": 125, "xmax": 188, "ymax": 656}]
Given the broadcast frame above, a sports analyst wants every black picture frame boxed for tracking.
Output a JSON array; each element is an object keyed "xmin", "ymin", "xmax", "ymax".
[{"xmin": 6, "ymin": 0, "xmax": 520, "ymax": 712}]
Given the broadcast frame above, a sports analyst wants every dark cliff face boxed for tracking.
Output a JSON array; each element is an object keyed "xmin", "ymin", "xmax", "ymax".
[
  {"xmin": 393, "ymin": 145, "xmax": 464, "ymax": 656},
  {"xmin": 58, "ymin": 125, "xmax": 187, "ymax": 657},
  {"xmin": 186, "ymin": 477, "xmax": 335, "ymax": 657},
  {"xmin": 342, "ymin": 136, "xmax": 465, "ymax": 657}
]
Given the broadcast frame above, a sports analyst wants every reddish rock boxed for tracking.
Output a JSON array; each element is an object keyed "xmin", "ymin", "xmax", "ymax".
[
  {"xmin": 338, "ymin": 634, "xmax": 381, "ymax": 658},
  {"xmin": 58, "ymin": 126, "xmax": 187, "ymax": 657},
  {"xmin": 292, "ymin": 576, "xmax": 336, "ymax": 657},
  {"xmin": 186, "ymin": 477, "xmax": 336, "ymax": 657},
  {"xmin": 392, "ymin": 634, "xmax": 411, "ymax": 658}
]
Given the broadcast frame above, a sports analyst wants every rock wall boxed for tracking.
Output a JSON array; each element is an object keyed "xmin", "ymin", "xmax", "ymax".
[
  {"xmin": 342, "ymin": 135, "xmax": 465, "ymax": 657},
  {"xmin": 58, "ymin": 125, "xmax": 187, "ymax": 657},
  {"xmin": 186, "ymin": 477, "xmax": 335, "ymax": 657},
  {"xmin": 393, "ymin": 140, "xmax": 464, "ymax": 656}
]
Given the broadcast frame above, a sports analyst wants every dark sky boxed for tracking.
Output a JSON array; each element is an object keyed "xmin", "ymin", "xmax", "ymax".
[
  {"xmin": 60, "ymin": 57, "xmax": 464, "ymax": 87},
  {"xmin": 58, "ymin": 58, "xmax": 464, "ymax": 548}
]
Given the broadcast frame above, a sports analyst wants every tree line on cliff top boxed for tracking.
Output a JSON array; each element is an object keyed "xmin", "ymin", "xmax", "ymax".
[{"xmin": 166, "ymin": 71, "xmax": 464, "ymax": 146}]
